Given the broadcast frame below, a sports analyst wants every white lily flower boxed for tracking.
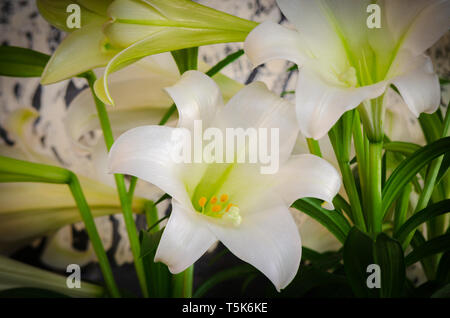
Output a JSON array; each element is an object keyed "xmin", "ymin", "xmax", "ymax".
[
  {"xmin": 108, "ymin": 71, "xmax": 341, "ymax": 290},
  {"xmin": 245, "ymin": 0, "xmax": 450, "ymax": 139}
]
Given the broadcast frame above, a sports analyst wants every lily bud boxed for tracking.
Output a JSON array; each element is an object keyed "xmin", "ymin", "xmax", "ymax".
[
  {"xmin": 37, "ymin": 0, "xmax": 112, "ymax": 32},
  {"xmin": 39, "ymin": 0, "xmax": 257, "ymax": 105}
]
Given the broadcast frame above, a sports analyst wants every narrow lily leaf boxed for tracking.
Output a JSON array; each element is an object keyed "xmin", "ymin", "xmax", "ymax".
[
  {"xmin": 383, "ymin": 141, "xmax": 421, "ymax": 156},
  {"xmin": 382, "ymin": 137, "xmax": 450, "ymax": 216},
  {"xmin": 292, "ymin": 198, "xmax": 350, "ymax": 244},
  {"xmin": 405, "ymin": 233, "xmax": 450, "ymax": 266},
  {"xmin": 343, "ymin": 227, "xmax": 378, "ymax": 298},
  {"xmin": 373, "ymin": 234, "xmax": 405, "ymax": 297},
  {"xmin": 140, "ymin": 229, "xmax": 172, "ymax": 298},
  {"xmin": 436, "ymin": 152, "xmax": 450, "ymax": 184},
  {"xmin": 431, "ymin": 283, "xmax": 450, "ymax": 298},
  {"xmin": 193, "ymin": 265, "xmax": 256, "ymax": 298},
  {"xmin": 419, "ymin": 112, "xmax": 443, "ymax": 143},
  {"xmin": 0, "ymin": 255, "xmax": 104, "ymax": 298},
  {"xmin": 205, "ymin": 49, "xmax": 244, "ymax": 77},
  {"xmin": 394, "ymin": 200, "xmax": 450, "ymax": 244},
  {"xmin": 436, "ymin": 251, "xmax": 450, "ymax": 284},
  {"xmin": 277, "ymin": 262, "xmax": 350, "ymax": 298},
  {"xmin": 0, "ymin": 46, "xmax": 50, "ymax": 77}
]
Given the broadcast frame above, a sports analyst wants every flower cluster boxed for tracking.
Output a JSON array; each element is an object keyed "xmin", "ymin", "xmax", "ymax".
[{"xmin": 0, "ymin": 0, "xmax": 448, "ymax": 298}]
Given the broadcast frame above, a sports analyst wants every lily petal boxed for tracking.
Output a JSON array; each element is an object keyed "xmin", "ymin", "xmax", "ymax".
[
  {"xmin": 244, "ymin": 21, "xmax": 304, "ymax": 66},
  {"xmin": 155, "ymin": 200, "xmax": 217, "ymax": 273},
  {"xmin": 275, "ymin": 0, "xmax": 348, "ymax": 69},
  {"xmin": 274, "ymin": 154, "xmax": 341, "ymax": 209},
  {"xmin": 108, "ymin": 125, "xmax": 192, "ymax": 207},
  {"xmin": 295, "ymin": 68, "xmax": 387, "ymax": 139},
  {"xmin": 216, "ymin": 81, "xmax": 298, "ymax": 163},
  {"xmin": 165, "ymin": 71, "xmax": 223, "ymax": 131},
  {"xmin": 206, "ymin": 197, "xmax": 301, "ymax": 291},
  {"xmin": 41, "ymin": 21, "xmax": 118, "ymax": 85},
  {"xmin": 390, "ymin": 52, "xmax": 440, "ymax": 117},
  {"xmin": 385, "ymin": 0, "xmax": 450, "ymax": 55}
]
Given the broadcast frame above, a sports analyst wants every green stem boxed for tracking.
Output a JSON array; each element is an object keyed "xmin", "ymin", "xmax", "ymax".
[
  {"xmin": 0, "ymin": 156, "xmax": 120, "ymax": 297},
  {"xmin": 329, "ymin": 114, "xmax": 366, "ymax": 231},
  {"xmin": 84, "ymin": 71, "xmax": 149, "ymax": 297},
  {"xmin": 306, "ymin": 138, "xmax": 322, "ymax": 157},
  {"xmin": 172, "ymin": 266, "xmax": 194, "ymax": 298},
  {"xmin": 144, "ymin": 201, "xmax": 159, "ymax": 231},
  {"xmin": 393, "ymin": 183, "xmax": 412, "ymax": 233},
  {"xmin": 128, "ymin": 176, "xmax": 138, "ymax": 200},
  {"xmin": 368, "ymin": 141, "xmax": 383, "ymax": 236}
]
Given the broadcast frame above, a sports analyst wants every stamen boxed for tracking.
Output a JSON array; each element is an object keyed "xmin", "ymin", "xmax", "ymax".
[
  {"xmin": 198, "ymin": 197, "xmax": 207, "ymax": 208},
  {"xmin": 212, "ymin": 204, "xmax": 222, "ymax": 213},
  {"xmin": 210, "ymin": 196, "xmax": 218, "ymax": 204},
  {"xmin": 225, "ymin": 203, "xmax": 233, "ymax": 212},
  {"xmin": 220, "ymin": 194, "xmax": 229, "ymax": 202}
]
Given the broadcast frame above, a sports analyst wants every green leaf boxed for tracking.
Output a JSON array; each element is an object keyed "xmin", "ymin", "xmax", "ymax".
[
  {"xmin": 276, "ymin": 265, "xmax": 351, "ymax": 298},
  {"xmin": 292, "ymin": 198, "xmax": 351, "ymax": 244},
  {"xmin": 343, "ymin": 227, "xmax": 378, "ymax": 298},
  {"xmin": 436, "ymin": 153, "xmax": 450, "ymax": 184},
  {"xmin": 405, "ymin": 233, "xmax": 450, "ymax": 266},
  {"xmin": 383, "ymin": 141, "xmax": 421, "ymax": 156},
  {"xmin": 0, "ymin": 46, "xmax": 50, "ymax": 77},
  {"xmin": 431, "ymin": 283, "xmax": 450, "ymax": 298},
  {"xmin": 193, "ymin": 265, "xmax": 256, "ymax": 298},
  {"xmin": 373, "ymin": 233, "xmax": 405, "ymax": 297},
  {"xmin": 139, "ymin": 229, "xmax": 172, "ymax": 297},
  {"xmin": 419, "ymin": 112, "xmax": 443, "ymax": 144},
  {"xmin": 394, "ymin": 200, "xmax": 450, "ymax": 244},
  {"xmin": 382, "ymin": 137, "xmax": 450, "ymax": 216},
  {"xmin": 205, "ymin": 49, "xmax": 244, "ymax": 78},
  {"xmin": 171, "ymin": 47, "xmax": 199, "ymax": 74},
  {"xmin": 436, "ymin": 251, "xmax": 450, "ymax": 284}
]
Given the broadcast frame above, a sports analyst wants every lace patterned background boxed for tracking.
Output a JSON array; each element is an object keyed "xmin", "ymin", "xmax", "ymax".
[{"xmin": 0, "ymin": 0, "xmax": 449, "ymax": 295}]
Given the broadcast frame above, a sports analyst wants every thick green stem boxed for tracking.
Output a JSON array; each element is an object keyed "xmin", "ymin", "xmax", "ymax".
[
  {"xmin": 0, "ymin": 156, "xmax": 120, "ymax": 297},
  {"xmin": 84, "ymin": 71, "xmax": 149, "ymax": 297}
]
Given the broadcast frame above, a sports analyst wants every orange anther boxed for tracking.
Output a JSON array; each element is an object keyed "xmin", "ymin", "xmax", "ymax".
[
  {"xmin": 198, "ymin": 197, "xmax": 207, "ymax": 207},
  {"xmin": 212, "ymin": 204, "xmax": 222, "ymax": 213},
  {"xmin": 210, "ymin": 196, "xmax": 218, "ymax": 204},
  {"xmin": 220, "ymin": 194, "xmax": 229, "ymax": 202}
]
